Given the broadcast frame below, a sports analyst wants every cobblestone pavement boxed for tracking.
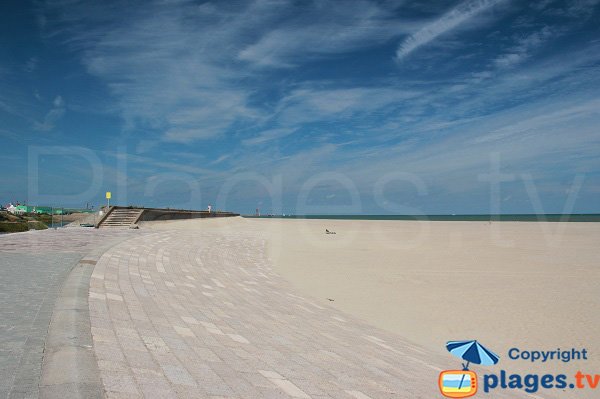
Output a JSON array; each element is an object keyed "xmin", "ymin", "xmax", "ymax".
[
  {"xmin": 0, "ymin": 229, "xmax": 141, "ymax": 399},
  {"xmin": 89, "ymin": 230, "xmax": 533, "ymax": 399}
]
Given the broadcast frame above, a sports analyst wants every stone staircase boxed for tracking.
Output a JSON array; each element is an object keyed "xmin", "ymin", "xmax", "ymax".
[{"xmin": 98, "ymin": 208, "xmax": 143, "ymax": 228}]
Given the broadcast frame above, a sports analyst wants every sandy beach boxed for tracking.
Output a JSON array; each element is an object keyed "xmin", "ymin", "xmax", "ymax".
[{"xmin": 144, "ymin": 217, "xmax": 600, "ymax": 378}]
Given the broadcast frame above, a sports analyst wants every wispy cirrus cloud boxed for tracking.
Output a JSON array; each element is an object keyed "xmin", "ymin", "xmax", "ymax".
[
  {"xmin": 242, "ymin": 128, "xmax": 297, "ymax": 146},
  {"xmin": 238, "ymin": 0, "xmax": 414, "ymax": 68},
  {"xmin": 396, "ymin": 0, "xmax": 506, "ymax": 61},
  {"xmin": 41, "ymin": 1, "xmax": 273, "ymax": 143},
  {"xmin": 492, "ymin": 26, "xmax": 557, "ymax": 69},
  {"xmin": 34, "ymin": 95, "xmax": 65, "ymax": 132},
  {"xmin": 536, "ymin": 0, "xmax": 600, "ymax": 18},
  {"xmin": 24, "ymin": 57, "xmax": 38, "ymax": 73},
  {"xmin": 18, "ymin": 0, "xmax": 600, "ymax": 213},
  {"xmin": 211, "ymin": 154, "xmax": 231, "ymax": 165},
  {"xmin": 39, "ymin": 0, "xmax": 420, "ymax": 144},
  {"xmin": 275, "ymin": 87, "xmax": 420, "ymax": 126}
]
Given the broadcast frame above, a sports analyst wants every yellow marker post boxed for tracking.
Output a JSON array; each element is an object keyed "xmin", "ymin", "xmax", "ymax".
[{"xmin": 106, "ymin": 191, "xmax": 111, "ymax": 208}]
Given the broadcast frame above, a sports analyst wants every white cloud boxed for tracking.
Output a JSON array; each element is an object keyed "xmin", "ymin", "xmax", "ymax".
[
  {"xmin": 238, "ymin": 0, "xmax": 414, "ymax": 68},
  {"xmin": 226, "ymin": 45, "xmax": 600, "ymax": 202},
  {"xmin": 309, "ymin": 94, "xmax": 600, "ymax": 204},
  {"xmin": 32, "ymin": 0, "xmax": 600, "ymax": 213},
  {"xmin": 242, "ymin": 128, "xmax": 297, "ymax": 146},
  {"xmin": 474, "ymin": 98, "xmax": 600, "ymax": 144},
  {"xmin": 396, "ymin": 0, "xmax": 506, "ymax": 61},
  {"xmin": 567, "ymin": 0, "xmax": 600, "ymax": 15},
  {"xmin": 40, "ymin": 0, "xmax": 419, "ymax": 143},
  {"xmin": 107, "ymin": 151, "xmax": 217, "ymax": 177},
  {"xmin": 211, "ymin": 154, "xmax": 231, "ymax": 165},
  {"xmin": 214, "ymin": 86, "xmax": 600, "ymax": 212},
  {"xmin": 24, "ymin": 57, "xmax": 38, "ymax": 73},
  {"xmin": 493, "ymin": 26, "xmax": 556, "ymax": 68},
  {"xmin": 41, "ymin": 1, "xmax": 271, "ymax": 142},
  {"xmin": 53, "ymin": 95, "xmax": 64, "ymax": 107},
  {"xmin": 276, "ymin": 87, "xmax": 420, "ymax": 126},
  {"xmin": 34, "ymin": 95, "xmax": 65, "ymax": 131}
]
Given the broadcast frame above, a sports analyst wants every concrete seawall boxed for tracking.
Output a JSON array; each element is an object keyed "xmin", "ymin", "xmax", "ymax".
[
  {"xmin": 139, "ymin": 208, "xmax": 238, "ymax": 222},
  {"xmin": 96, "ymin": 206, "xmax": 239, "ymax": 228}
]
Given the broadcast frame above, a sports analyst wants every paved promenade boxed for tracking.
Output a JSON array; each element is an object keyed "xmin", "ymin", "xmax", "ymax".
[
  {"xmin": 88, "ymin": 230, "xmax": 533, "ymax": 399},
  {"xmin": 0, "ymin": 229, "xmax": 139, "ymax": 399},
  {"xmin": 0, "ymin": 226, "xmax": 537, "ymax": 398}
]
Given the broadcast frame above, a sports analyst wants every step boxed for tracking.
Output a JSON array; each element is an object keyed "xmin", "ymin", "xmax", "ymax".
[{"xmin": 98, "ymin": 208, "xmax": 144, "ymax": 228}]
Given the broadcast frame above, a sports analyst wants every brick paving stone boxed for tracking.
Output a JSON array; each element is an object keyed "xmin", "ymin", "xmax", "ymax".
[
  {"xmin": 86, "ymin": 230, "xmax": 537, "ymax": 398},
  {"xmin": 0, "ymin": 228, "xmax": 142, "ymax": 399}
]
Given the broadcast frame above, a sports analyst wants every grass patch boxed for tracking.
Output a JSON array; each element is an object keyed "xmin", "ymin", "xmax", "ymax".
[
  {"xmin": 0, "ymin": 222, "xmax": 29, "ymax": 233},
  {"xmin": 33, "ymin": 214, "xmax": 53, "ymax": 224},
  {"xmin": 0, "ymin": 212, "xmax": 48, "ymax": 232},
  {"xmin": 28, "ymin": 221, "xmax": 48, "ymax": 230}
]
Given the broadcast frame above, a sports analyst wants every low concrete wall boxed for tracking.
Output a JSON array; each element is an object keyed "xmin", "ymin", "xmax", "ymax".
[
  {"xmin": 96, "ymin": 206, "xmax": 239, "ymax": 227},
  {"xmin": 138, "ymin": 208, "xmax": 238, "ymax": 222}
]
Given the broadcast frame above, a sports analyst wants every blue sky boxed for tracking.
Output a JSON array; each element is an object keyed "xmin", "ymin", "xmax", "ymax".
[{"xmin": 1, "ymin": 0, "xmax": 599, "ymax": 214}]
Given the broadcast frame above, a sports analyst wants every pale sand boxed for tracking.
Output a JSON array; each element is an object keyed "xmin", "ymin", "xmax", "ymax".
[{"xmin": 142, "ymin": 217, "xmax": 600, "ymax": 376}]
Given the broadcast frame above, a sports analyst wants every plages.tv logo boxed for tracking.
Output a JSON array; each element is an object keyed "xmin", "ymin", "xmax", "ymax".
[{"xmin": 439, "ymin": 340, "xmax": 500, "ymax": 398}]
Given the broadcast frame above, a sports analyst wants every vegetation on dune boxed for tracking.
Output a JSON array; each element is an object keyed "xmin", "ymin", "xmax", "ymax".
[
  {"xmin": 0, "ymin": 222, "xmax": 30, "ymax": 233},
  {"xmin": 27, "ymin": 220, "xmax": 48, "ymax": 230},
  {"xmin": 32, "ymin": 213, "xmax": 53, "ymax": 224},
  {"xmin": 0, "ymin": 212, "xmax": 50, "ymax": 233}
]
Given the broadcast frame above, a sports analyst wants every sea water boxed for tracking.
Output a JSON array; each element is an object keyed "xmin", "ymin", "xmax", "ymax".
[{"xmin": 244, "ymin": 214, "xmax": 600, "ymax": 222}]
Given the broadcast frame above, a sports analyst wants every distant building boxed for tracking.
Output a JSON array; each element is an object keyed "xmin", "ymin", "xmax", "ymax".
[{"xmin": 14, "ymin": 205, "xmax": 64, "ymax": 215}]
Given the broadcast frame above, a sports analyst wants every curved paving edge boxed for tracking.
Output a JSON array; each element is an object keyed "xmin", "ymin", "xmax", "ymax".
[
  {"xmin": 39, "ymin": 235, "xmax": 149, "ymax": 399},
  {"xmin": 39, "ymin": 258, "xmax": 103, "ymax": 399}
]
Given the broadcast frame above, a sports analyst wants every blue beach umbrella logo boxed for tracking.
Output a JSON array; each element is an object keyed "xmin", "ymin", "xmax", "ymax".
[
  {"xmin": 446, "ymin": 340, "xmax": 500, "ymax": 370},
  {"xmin": 439, "ymin": 340, "xmax": 500, "ymax": 398}
]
